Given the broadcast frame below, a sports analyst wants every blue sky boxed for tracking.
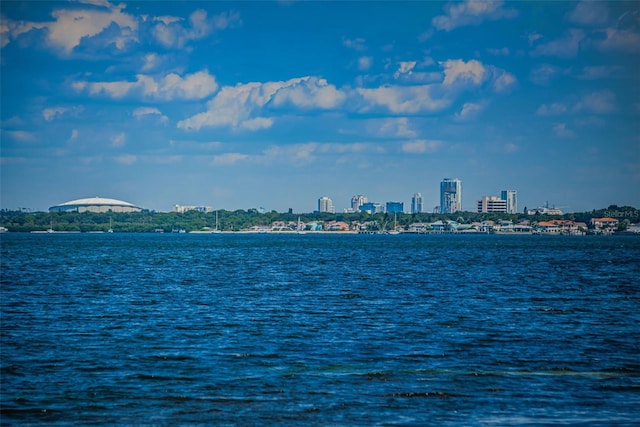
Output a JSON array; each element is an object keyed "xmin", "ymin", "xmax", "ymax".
[{"xmin": 1, "ymin": 1, "xmax": 638, "ymax": 213}]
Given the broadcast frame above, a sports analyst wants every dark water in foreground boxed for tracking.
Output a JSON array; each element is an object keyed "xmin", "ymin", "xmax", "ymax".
[{"xmin": 1, "ymin": 233, "xmax": 639, "ymax": 426}]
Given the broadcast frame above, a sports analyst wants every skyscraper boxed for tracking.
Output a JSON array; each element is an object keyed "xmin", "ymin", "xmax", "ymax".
[
  {"xmin": 411, "ymin": 193, "xmax": 424, "ymax": 214},
  {"xmin": 501, "ymin": 190, "xmax": 517, "ymax": 214},
  {"xmin": 318, "ymin": 196, "xmax": 334, "ymax": 213},
  {"xmin": 440, "ymin": 178, "xmax": 462, "ymax": 213},
  {"xmin": 351, "ymin": 194, "xmax": 368, "ymax": 212}
]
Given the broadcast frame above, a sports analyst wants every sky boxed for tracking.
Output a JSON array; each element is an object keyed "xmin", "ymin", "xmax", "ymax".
[{"xmin": 1, "ymin": 1, "xmax": 639, "ymax": 213}]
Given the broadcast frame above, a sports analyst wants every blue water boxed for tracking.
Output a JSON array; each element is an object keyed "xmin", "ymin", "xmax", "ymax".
[{"xmin": 1, "ymin": 233, "xmax": 639, "ymax": 426}]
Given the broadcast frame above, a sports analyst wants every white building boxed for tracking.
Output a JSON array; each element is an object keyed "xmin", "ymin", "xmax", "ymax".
[
  {"xmin": 351, "ymin": 195, "xmax": 368, "ymax": 212},
  {"xmin": 477, "ymin": 196, "xmax": 507, "ymax": 213},
  {"xmin": 174, "ymin": 205, "xmax": 213, "ymax": 213},
  {"xmin": 501, "ymin": 190, "xmax": 517, "ymax": 214},
  {"xmin": 411, "ymin": 193, "xmax": 424, "ymax": 214},
  {"xmin": 49, "ymin": 197, "xmax": 142, "ymax": 213},
  {"xmin": 318, "ymin": 196, "xmax": 334, "ymax": 213}
]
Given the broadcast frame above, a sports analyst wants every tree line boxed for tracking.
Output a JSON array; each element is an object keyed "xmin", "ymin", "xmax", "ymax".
[{"xmin": 0, "ymin": 205, "xmax": 637, "ymax": 233}]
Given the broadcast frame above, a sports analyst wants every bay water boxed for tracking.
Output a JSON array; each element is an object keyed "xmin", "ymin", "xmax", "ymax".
[{"xmin": 1, "ymin": 233, "xmax": 639, "ymax": 425}]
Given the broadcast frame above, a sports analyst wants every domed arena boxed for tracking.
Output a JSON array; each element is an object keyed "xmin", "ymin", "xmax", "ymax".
[{"xmin": 49, "ymin": 197, "xmax": 143, "ymax": 213}]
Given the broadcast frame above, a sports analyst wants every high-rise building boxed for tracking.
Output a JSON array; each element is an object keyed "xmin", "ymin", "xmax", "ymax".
[
  {"xmin": 501, "ymin": 190, "xmax": 517, "ymax": 214},
  {"xmin": 386, "ymin": 202, "xmax": 404, "ymax": 213},
  {"xmin": 440, "ymin": 178, "xmax": 462, "ymax": 213},
  {"xmin": 411, "ymin": 193, "xmax": 424, "ymax": 214},
  {"xmin": 477, "ymin": 196, "xmax": 507, "ymax": 213},
  {"xmin": 318, "ymin": 196, "xmax": 334, "ymax": 213},
  {"xmin": 351, "ymin": 195, "xmax": 368, "ymax": 212}
]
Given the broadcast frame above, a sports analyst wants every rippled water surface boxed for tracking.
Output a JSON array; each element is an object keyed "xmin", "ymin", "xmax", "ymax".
[{"xmin": 2, "ymin": 233, "xmax": 639, "ymax": 425}]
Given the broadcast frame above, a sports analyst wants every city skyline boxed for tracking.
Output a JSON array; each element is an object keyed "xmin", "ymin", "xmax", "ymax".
[{"xmin": 1, "ymin": 1, "xmax": 639, "ymax": 213}]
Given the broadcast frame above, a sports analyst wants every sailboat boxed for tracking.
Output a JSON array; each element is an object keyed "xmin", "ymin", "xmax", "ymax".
[
  {"xmin": 211, "ymin": 211, "xmax": 222, "ymax": 233},
  {"xmin": 387, "ymin": 213, "xmax": 401, "ymax": 235},
  {"xmin": 297, "ymin": 217, "xmax": 306, "ymax": 234},
  {"xmin": 108, "ymin": 218, "xmax": 114, "ymax": 233}
]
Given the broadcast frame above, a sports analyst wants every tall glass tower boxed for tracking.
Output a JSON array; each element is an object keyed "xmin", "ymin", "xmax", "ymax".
[
  {"xmin": 501, "ymin": 190, "xmax": 517, "ymax": 214},
  {"xmin": 440, "ymin": 178, "xmax": 462, "ymax": 213},
  {"xmin": 411, "ymin": 193, "xmax": 424, "ymax": 214}
]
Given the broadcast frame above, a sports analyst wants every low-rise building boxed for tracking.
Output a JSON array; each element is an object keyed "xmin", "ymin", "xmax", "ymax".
[{"xmin": 590, "ymin": 217, "xmax": 619, "ymax": 229}]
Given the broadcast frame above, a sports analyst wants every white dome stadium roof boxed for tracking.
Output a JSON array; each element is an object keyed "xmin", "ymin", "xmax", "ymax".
[{"xmin": 57, "ymin": 197, "xmax": 139, "ymax": 207}]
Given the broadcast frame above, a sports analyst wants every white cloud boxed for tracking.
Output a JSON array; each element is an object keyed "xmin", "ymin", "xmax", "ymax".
[
  {"xmin": 178, "ymin": 77, "xmax": 346, "ymax": 131},
  {"xmin": 596, "ymin": 28, "xmax": 640, "ymax": 53},
  {"xmin": 487, "ymin": 47, "xmax": 510, "ymax": 56},
  {"xmin": 212, "ymin": 153, "xmax": 249, "ymax": 165},
  {"xmin": 394, "ymin": 61, "xmax": 417, "ymax": 79},
  {"xmin": 111, "ymin": 132, "xmax": 126, "ymax": 147},
  {"xmin": 152, "ymin": 9, "xmax": 240, "ymax": 48},
  {"xmin": 455, "ymin": 102, "xmax": 485, "ymax": 121},
  {"xmin": 343, "ymin": 37, "xmax": 366, "ymax": 51},
  {"xmin": 529, "ymin": 64, "xmax": 562, "ymax": 85},
  {"xmin": 4, "ymin": 2, "xmax": 138, "ymax": 54},
  {"xmin": 114, "ymin": 154, "xmax": 137, "ymax": 165},
  {"xmin": 537, "ymin": 90, "xmax": 617, "ymax": 116},
  {"xmin": 552, "ymin": 123, "xmax": 575, "ymax": 138},
  {"xmin": 271, "ymin": 77, "xmax": 346, "ymax": 109},
  {"xmin": 531, "ymin": 29, "xmax": 585, "ymax": 58},
  {"xmin": 68, "ymin": 129, "xmax": 79, "ymax": 142},
  {"xmin": 43, "ymin": 107, "xmax": 70, "ymax": 121},
  {"xmin": 401, "ymin": 139, "xmax": 442, "ymax": 154},
  {"xmin": 442, "ymin": 59, "xmax": 486, "ymax": 86},
  {"xmin": 133, "ymin": 106, "xmax": 168, "ymax": 123},
  {"xmin": 358, "ymin": 56, "xmax": 373, "ymax": 71},
  {"xmin": 566, "ymin": 1, "xmax": 610, "ymax": 26},
  {"xmin": 2, "ymin": 130, "xmax": 35, "ymax": 142},
  {"xmin": 573, "ymin": 90, "xmax": 616, "ymax": 114},
  {"xmin": 74, "ymin": 70, "xmax": 218, "ymax": 100},
  {"xmin": 357, "ymin": 85, "xmax": 449, "ymax": 114},
  {"xmin": 376, "ymin": 118, "xmax": 417, "ymax": 138},
  {"xmin": 432, "ymin": 0, "xmax": 517, "ymax": 31},
  {"xmin": 576, "ymin": 66, "xmax": 622, "ymax": 80},
  {"xmin": 492, "ymin": 69, "xmax": 517, "ymax": 92},
  {"xmin": 537, "ymin": 103, "xmax": 568, "ymax": 116}
]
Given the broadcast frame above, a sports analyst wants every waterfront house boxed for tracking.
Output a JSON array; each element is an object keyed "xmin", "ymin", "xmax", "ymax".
[{"xmin": 590, "ymin": 217, "xmax": 619, "ymax": 229}]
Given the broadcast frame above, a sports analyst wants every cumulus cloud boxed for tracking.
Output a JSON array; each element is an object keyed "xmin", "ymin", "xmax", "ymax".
[
  {"xmin": 394, "ymin": 61, "xmax": 417, "ymax": 79},
  {"xmin": 455, "ymin": 102, "xmax": 485, "ymax": 121},
  {"xmin": 537, "ymin": 90, "xmax": 616, "ymax": 116},
  {"xmin": 552, "ymin": 123, "xmax": 575, "ymax": 138},
  {"xmin": 596, "ymin": 27, "xmax": 640, "ymax": 53},
  {"xmin": 432, "ymin": 0, "xmax": 517, "ymax": 31},
  {"xmin": 376, "ymin": 118, "xmax": 417, "ymax": 138},
  {"xmin": 43, "ymin": 106, "xmax": 70, "ymax": 121},
  {"xmin": 271, "ymin": 77, "xmax": 346, "ymax": 109},
  {"xmin": 357, "ymin": 85, "xmax": 450, "ymax": 114},
  {"xmin": 531, "ymin": 29, "xmax": 586, "ymax": 58},
  {"xmin": 74, "ymin": 70, "xmax": 218, "ymax": 100},
  {"xmin": 566, "ymin": 1, "xmax": 610, "ymax": 26},
  {"xmin": 133, "ymin": 106, "xmax": 168, "ymax": 122},
  {"xmin": 442, "ymin": 59, "xmax": 486, "ymax": 86},
  {"xmin": 573, "ymin": 90, "xmax": 616, "ymax": 114},
  {"xmin": 3, "ymin": 1, "xmax": 137, "ymax": 54},
  {"xmin": 151, "ymin": 9, "xmax": 240, "ymax": 48},
  {"xmin": 401, "ymin": 139, "xmax": 442, "ymax": 154},
  {"xmin": 178, "ymin": 77, "xmax": 346, "ymax": 131}
]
